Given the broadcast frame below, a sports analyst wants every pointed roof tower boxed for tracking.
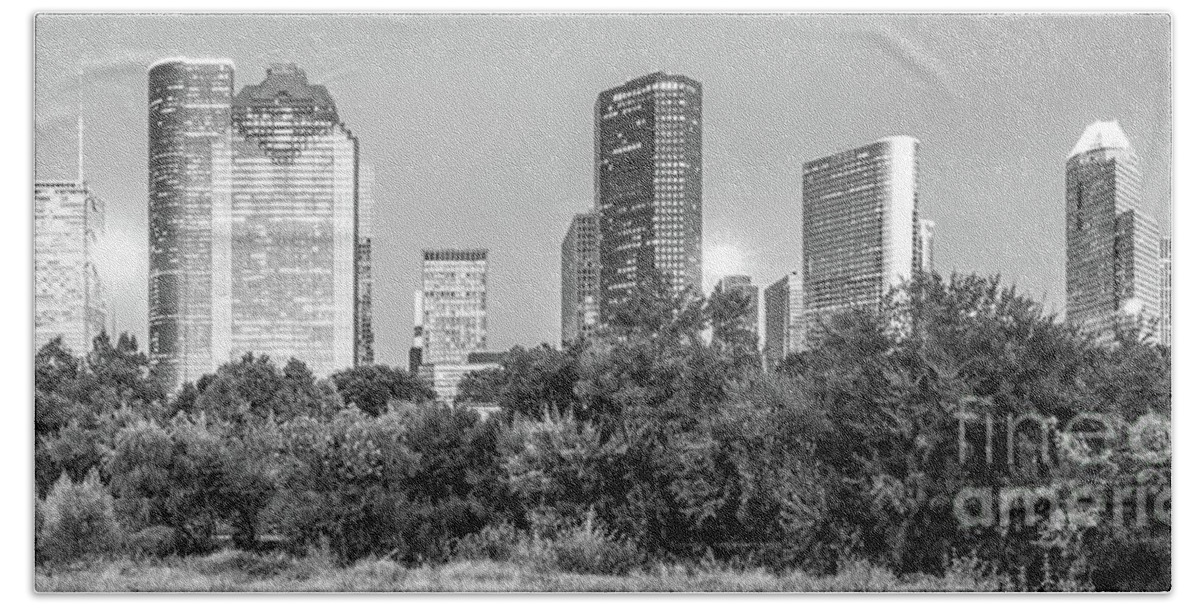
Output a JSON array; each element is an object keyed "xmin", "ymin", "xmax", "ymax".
[{"xmin": 1069, "ymin": 120, "xmax": 1135, "ymax": 159}]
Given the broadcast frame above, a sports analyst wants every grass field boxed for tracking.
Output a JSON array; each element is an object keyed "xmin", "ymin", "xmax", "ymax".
[{"xmin": 36, "ymin": 550, "xmax": 1011, "ymax": 592}]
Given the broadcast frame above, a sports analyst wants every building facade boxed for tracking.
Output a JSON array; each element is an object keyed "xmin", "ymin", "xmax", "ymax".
[
  {"xmin": 917, "ymin": 218, "xmax": 936, "ymax": 274},
  {"xmin": 716, "ymin": 274, "xmax": 760, "ymax": 338},
  {"xmin": 421, "ymin": 249, "xmax": 488, "ymax": 366},
  {"xmin": 1065, "ymin": 121, "xmax": 1161, "ymax": 343},
  {"xmin": 147, "ymin": 58, "xmax": 235, "ymax": 388},
  {"xmin": 356, "ymin": 164, "xmax": 376, "ymax": 365},
  {"xmin": 561, "ymin": 211, "xmax": 600, "ymax": 346},
  {"xmin": 35, "ymin": 181, "xmax": 107, "ymax": 354},
  {"xmin": 763, "ymin": 271, "xmax": 803, "ymax": 368},
  {"xmin": 229, "ymin": 63, "xmax": 361, "ymax": 377},
  {"xmin": 594, "ymin": 72, "xmax": 703, "ymax": 319},
  {"xmin": 801, "ymin": 136, "xmax": 922, "ymax": 340},
  {"xmin": 149, "ymin": 60, "xmax": 369, "ymax": 387}
]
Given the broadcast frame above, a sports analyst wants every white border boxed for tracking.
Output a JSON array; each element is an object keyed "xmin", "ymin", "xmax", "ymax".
[{"xmin": 6, "ymin": 2, "xmax": 1193, "ymax": 606}]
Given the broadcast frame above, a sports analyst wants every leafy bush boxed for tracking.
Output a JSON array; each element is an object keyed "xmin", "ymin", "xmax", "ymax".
[
  {"xmin": 547, "ymin": 513, "xmax": 641, "ymax": 576},
  {"xmin": 454, "ymin": 522, "xmax": 523, "ymax": 562},
  {"xmin": 124, "ymin": 525, "xmax": 179, "ymax": 559},
  {"xmin": 37, "ymin": 470, "xmax": 118, "ymax": 565},
  {"xmin": 193, "ymin": 549, "xmax": 294, "ymax": 578}
]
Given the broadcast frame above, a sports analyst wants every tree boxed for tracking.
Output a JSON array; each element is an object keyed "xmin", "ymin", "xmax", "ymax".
[
  {"xmin": 457, "ymin": 345, "xmax": 581, "ymax": 419},
  {"xmin": 188, "ymin": 354, "xmax": 342, "ymax": 424},
  {"xmin": 106, "ymin": 418, "xmax": 223, "ymax": 554},
  {"xmin": 36, "ymin": 470, "xmax": 118, "ymax": 565},
  {"xmin": 330, "ymin": 364, "xmax": 435, "ymax": 417}
]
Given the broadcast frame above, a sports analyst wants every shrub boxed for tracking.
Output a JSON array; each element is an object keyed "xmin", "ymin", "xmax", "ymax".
[
  {"xmin": 36, "ymin": 470, "xmax": 118, "ymax": 565},
  {"xmin": 454, "ymin": 522, "xmax": 522, "ymax": 562},
  {"xmin": 194, "ymin": 549, "xmax": 294, "ymax": 578},
  {"xmin": 547, "ymin": 513, "xmax": 641, "ymax": 576},
  {"xmin": 124, "ymin": 525, "xmax": 179, "ymax": 559}
]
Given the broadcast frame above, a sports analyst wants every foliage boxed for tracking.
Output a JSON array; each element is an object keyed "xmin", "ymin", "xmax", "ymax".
[
  {"xmin": 272, "ymin": 404, "xmax": 508, "ymax": 564},
  {"xmin": 178, "ymin": 354, "xmax": 343, "ymax": 424},
  {"xmin": 29, "ymin": 271, "xmax": 1169, "ymax": 590},
  {"xmin": 35, "ymin": 333, "xmax": 168, "ymax": 496},
  {"xmin": 37, "ymin": 470, "xmax": 118, "ymax": 565},
  {"xmin": 455, "ymin": 345, "xmax": 581, "ymax": 419},
  {"xmin": 330, "ymin": 364, "xmax": 436, "ymax": 417}
]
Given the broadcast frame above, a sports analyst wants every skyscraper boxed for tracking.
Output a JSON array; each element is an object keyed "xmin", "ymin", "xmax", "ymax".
[
  {"xmin": 1065, "ymin": 121, "xmax": 1161, "ymax": 343},
  {"xmin": 917, "ymin": 218, "xmax": 936, "ymax": 274},
  {"xmin": 763, "ymin": 271, "xmax": 803, "ymax": 368},
  {"xmin": 802, "ymin": 136, "xmax": 921, "ymax": 339},
  {"xmin": 149, "ymin": 60, "xmax": 369, "ymax": 387},
  {"xmin": 1160, "ymin": 236, "xmax": 1171, "ymax": 347},
  {"xmin": 35, "ymin": 181, "xmax": 107, "ymax": 354},
  {"xmin": 595, "ymin": 72, "xmax": 702, "ymax": 319},
  {"xmin": 147, "ymin": 58, "xmax": 235, "ymax": 387},
  {"xmin": 356, "ymin": 164, "xmax": 376, "ymax": 365},
  {"xmin": 421, "ymin": 249, "xmax": 488, "ymax": 365},
  {"xmin": 228, "ymin": 63, "xmax": 361, "ymax": 376},
  {"xmin": 409, "ymin": 289, "xmax": 424, "ymax": 373},
  {"xmin": 716, "ymin": 274, "xmax": 760, "ymax": 338},
  {"xmin": 561, "ymin": 211, "xmax": 600, "ymax": 346}
]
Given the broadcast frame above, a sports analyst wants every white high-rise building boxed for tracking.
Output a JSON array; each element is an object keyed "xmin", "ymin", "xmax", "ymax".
[
  {"xmin": 35, "ymin": 181, "xmax": 107, "ymax": 354},
  {"xmin": 149, "ymin": 60, "xmax": 369, "ymax": 387},
  {"xmin": 421, "ymin": 249, "xmax": 488, "ymax": 365}
]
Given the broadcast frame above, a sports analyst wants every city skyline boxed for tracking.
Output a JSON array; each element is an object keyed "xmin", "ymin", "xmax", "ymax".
[{"xmin": 34, "ymin": 14, "xmax": 1171, "ymax": 366}]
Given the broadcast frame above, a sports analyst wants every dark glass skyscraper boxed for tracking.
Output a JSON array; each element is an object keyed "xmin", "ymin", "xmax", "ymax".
[
  {"xmin": 561, "ymin": 211, "xmax": 600, "ymax": 346},
  {"xmin": 763, "ymin": 271, "xmax": 803, "ymax": 368},
  {"xmin": 148, "ymin": 58, "xmax": 235, "ymax": 388},
  {"xmin": 594, "ymin": 72, "xmax": 702, "ymax": 318},
  {"xmin": 1065, "ymin": 121, "xmax": 1161, "ymax": 343}
]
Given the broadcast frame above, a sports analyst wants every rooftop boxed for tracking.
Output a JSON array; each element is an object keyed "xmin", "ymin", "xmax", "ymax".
[{"xmin": 1069, "ymin": 120, "xmax": 1134, "ymax": 158}]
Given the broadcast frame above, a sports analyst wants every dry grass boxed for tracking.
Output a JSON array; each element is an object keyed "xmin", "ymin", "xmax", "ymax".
[{"xmin": 36, "ymin": 551, "xmax": 1008, "ymax": 592}]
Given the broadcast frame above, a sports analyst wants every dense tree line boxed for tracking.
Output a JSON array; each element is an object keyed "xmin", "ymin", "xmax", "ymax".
[{"xmin": 34, "ymin": 272, "xmax": 1169, "ymax": 590}]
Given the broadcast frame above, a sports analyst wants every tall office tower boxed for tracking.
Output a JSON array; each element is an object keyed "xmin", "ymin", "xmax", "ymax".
[
  {"xmin": 421, "ymin": 249, "xmax": 488, "ymax": 365},
  {"xmin": 715, "ymin": 274, "xmax": 760, "ymax": 338},
  {"xmin": 561, "ymin": 211, "xmax": 601, "ymax": 345},
  {"xmin": 763, "ymin": 271, "xmax": 803, "ymax": 368},
  {"xmin": 802, "ymin": 136, "xmax": 921, "ymax": 340},
  {"xmin": 917, "ymin": 219, "xmax": 936, "ymax": 274},
  {"xmin": 594, "ymin": 72, "xmax": 702, "ymax": 319},
  {"xmin": 1065, "ymin": 121, "xmax": 1161, "ymax": 343},
  {"xmin": 228, "ymin": 63, "xmax": 361, "ymax": 377},
  {"xmin": 35, "ymin": 181, "xmax": 107, "ymax": 354},
  {"xmin": 356, "ymin": 164, "xmax": 376, "ymax": 365},
  {"xmin": 147, "ymin": 58, "xmax": 235, "ymax": 388},
  {"xmin": 1160, "ymin": 237, "xmax": 1171, "ymax": 347},
  {"xmin": 409, "ymin": 290, "xmax": 424, "ymax": 374},
  {"xmin": 149, "ymin": 60, "xmax": 367, "ymax": 387}
]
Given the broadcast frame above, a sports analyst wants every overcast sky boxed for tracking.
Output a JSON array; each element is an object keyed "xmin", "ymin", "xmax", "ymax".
[{"xmin": 34, "ymin": 13, "xmax": 1171, "ymax": 366}]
